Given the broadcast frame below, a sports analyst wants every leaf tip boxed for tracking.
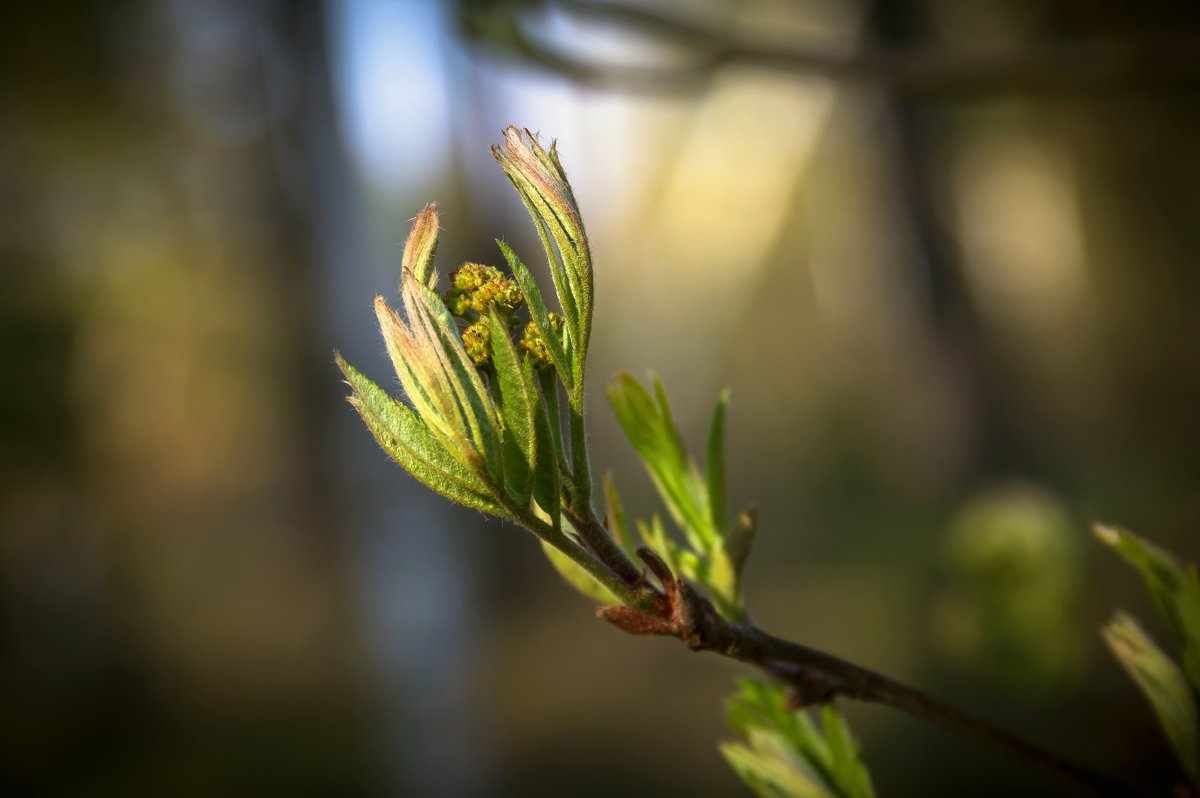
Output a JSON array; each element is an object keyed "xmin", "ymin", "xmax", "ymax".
[{"xmin": 1093, "ymin": 523, "xmax": 1120, "ymax": 546}]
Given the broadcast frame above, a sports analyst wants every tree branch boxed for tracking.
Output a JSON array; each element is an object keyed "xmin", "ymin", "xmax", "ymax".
[
  {"xmin": 599, "ymin": 546, "xmax": 1132, "ymax": 797},
  {"xmin": 458, "ymin": 0, "xmax": 1200, "ymax": 97}
]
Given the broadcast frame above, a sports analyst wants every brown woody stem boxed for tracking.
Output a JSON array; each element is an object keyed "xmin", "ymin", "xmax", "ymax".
[{"xmin": 598, "ymin": 547, "xmax": 1130, "ymax": 797}]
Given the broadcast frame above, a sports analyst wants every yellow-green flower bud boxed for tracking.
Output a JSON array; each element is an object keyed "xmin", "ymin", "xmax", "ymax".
[
  {"xmin": 444, "ymin": 263, "xmax": 523, "ymax": 322},
  {"xmin": 462, "ymin": 316, "xmax": 493, "ymax": 366},
  {"xmin": 519, "ymin": 312, "xmax": 565, "ymax": 370}
]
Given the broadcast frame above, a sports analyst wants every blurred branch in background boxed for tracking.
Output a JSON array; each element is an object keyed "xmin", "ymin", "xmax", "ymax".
[{"xmin": 456, "ymin": 0, "xmax": 1200, "ymax": 95}]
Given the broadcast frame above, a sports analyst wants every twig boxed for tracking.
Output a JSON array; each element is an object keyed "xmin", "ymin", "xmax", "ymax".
[{"xmin": 599, "ymin": 546, "xmax": 1132, "ymax": 797}]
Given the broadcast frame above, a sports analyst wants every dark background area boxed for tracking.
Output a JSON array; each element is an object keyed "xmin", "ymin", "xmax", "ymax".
[{"xmin": 2, "ymin": 1, "xmax": 1198, "ymax": 795}]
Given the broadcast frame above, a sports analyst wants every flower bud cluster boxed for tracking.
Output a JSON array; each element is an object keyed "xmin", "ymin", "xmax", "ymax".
[
  {"xmin": 519, "ymin": 313, "xmax": 565, "ymax": 371},
  {"xmin": 445, "ymin": 263, "xmax": 523, "ymax": 320},
  {"xmin": 444, "ymin": 263, "xmax": 527, "ymax": 367}
]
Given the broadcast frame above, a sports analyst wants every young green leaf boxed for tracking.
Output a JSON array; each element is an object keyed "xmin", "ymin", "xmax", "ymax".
[
  {"xmin": 720, "ymin": 730, "xmax": 840, "ymax": 798},
  {"xmin": 1103, "ymin": 612, "xmax": 1200, "ymax": 787},
  {"xmin": 1095, "ymin": 524, "xmax": 1200, "ymax": 692},
  {"xmin": 403, "ymin": 277, "xmax": 502, "ymax": 477},
  {"xmin": 336, "ymin": 353, "xmax": 510, "ymax": 519},
  {"xmin": 536, "ymin": 368, "xmax": 567, "ymax": 479},
  {"xmin": 608, "ymin": 373, "xmax": 709, "ymax": 544},
  {"xmin": 497, "ymin": 239, "xmax": 571, "ymax": 387},
  {"xmin": 492, "ymin": 127, "xmax": 593, "ymax": 363},
  {"xmin": 530, "ymin": 361, "xmax": 560, "ymax": 523},
  {"xmin": 541, "ymin": 539, "xmax": 620, "ymax": 605},
  {"xmin": 489, "ymin": 307, "xmax": 536, "ymax": 506},
  {"xmin": 722, "ymin": 678, "xmax": 875, "ymax": 798},
  {"xmin": 638, "ymin": 515, "xmax": 678, "ymax": 575}
]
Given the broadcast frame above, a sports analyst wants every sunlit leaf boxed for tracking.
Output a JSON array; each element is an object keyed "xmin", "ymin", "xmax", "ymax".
[
  {"xmin": 336, "ymin": 353, "xmax": 509, "ymax": 519},
  {"xmin": 497, "ymin": 239, "xmax": 571, "ymax": 387},
  {"xmin": 541, "ymin": 538, "xmax": 620, "ymax": 605},
  {"xmin": 492, "ymin": 127, "xmax": 592, "ymax": 363},
  {"xmin": 608, "ymin": 373, "xmax": 708, "ymax": 544},
  {"xmin": 402, "ymin": 202, "xmax": 440, "ymax": 289},
  {"xmin": 489, "ymin": 307, "xmax": 536, "ymax": 506}
]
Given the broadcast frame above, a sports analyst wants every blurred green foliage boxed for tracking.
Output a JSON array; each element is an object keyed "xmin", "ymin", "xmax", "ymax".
[{"xmin": 933, "ymin": 484, "xmax": 1083, "ymax": 689}]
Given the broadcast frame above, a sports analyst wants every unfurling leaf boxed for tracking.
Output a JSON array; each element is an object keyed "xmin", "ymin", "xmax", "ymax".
[
  {"xmin": 1095, "ymin": 524, "xmax": 1200, "ymax": 693},
  {"xmin": 1103, "ymin": 612, "xmax": 1200, "ymax": 786},
  {"xmin": 492, "ymin": 126, "xmax": 592, "ymax": 370},
  {"xmin": 402, "ymin": 202, "xmax": 440, "ymax": 290}
]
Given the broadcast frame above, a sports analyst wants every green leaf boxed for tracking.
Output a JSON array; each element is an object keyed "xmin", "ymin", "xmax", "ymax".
[
  {"xmin": 489, "ymin": 308, "xmax": 536, "ymax": 507},
  {"xmin": 706, "ymin": 389, "xmax": 729, "ymax": 530},
  {"xmin": 821, "ymin": 707, "xmax": 873, "ymax": 798},
  {"xmin": 638, "ymin": 515, "xmax": 677, "ymax": 574},
  {"xmin": 1096, "ymin": 524, "xmax": 1200, "ymax": 692},
  {"xmin": 336, "ymin": 353, "xmax": 510, "ymax": 519},
  {"xmin": 610, "ymin": 373, "xmax": 752, "ymax": 620},
  {"xmin": 537, "ymin": 368, "xmax": 567, "ymax": 478},
  {"xmin": 608, "ymin": 373, "xmax": 709, "ymax": 545},
  {"xmin": 497, "ymin": 240, "xmax": 571, "ymax": 387},
  {"xmin": 531, "ymin": 362, "xmax": 560, "ymax": 523},
  {"xmin": 720, "ymin": 733, "xmax": 840, "ymax": 798},
  {"xmin": 1103, "ymin": 612, "xmax": 1200, "ymax": 786},
  {"xmin": 402, "ymin": 278, "xmax": 503, "ymax": 481},
  {"xmin": 492, "ymin": 127, "xmax": 592, "ymax": 364},
  {"xmin": 541, "ymin": 538, "xmax": 620, "ymax": 605},
  {"xmin": 722, "ymin": 678, "xmax": 875, "ymax": 798}
]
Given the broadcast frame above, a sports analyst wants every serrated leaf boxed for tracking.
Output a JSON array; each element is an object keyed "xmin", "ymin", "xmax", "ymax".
[
  {"xmin": 531, "ymin": 362, "xmax": 560, "ymax": 523},
  {"xmin": 541, "ymin": 539, "xmax": 620, "ymax": 605},
  {"xmin": 336, "ymin": 353, "xmax": 509, "ymax": 519},
  {"xmin": 720, "ymin": 734, "xmax": 839, "ymax": 798},
  {"xmin": 610, "ymin": 374, "xmax": 752, "ymax": 620},
  {"xmin": 537, "ymin": 368, "xmax": 567, "ymax": 477},
  {"xmin": 723, "ymin": 678, "xmax": 875, "ymax": 798},
  {"xmin": 821, "ymin": 706, "xmax": 873, "ymax": 798},
  {"xmin": 608, "ymin": 373, "xmax": 709, "ymax": 545},
  {"xmin": 1103, "ymin": 612, "xmax": 1200, "ymax": 786},
  {"xmin": 497, "ymin": 240, "xmax": 571, "ymax": 386},
  {"xmin": 1096, "ymin": 524, "xmax": 1200, "ymax": 691},
  {"xmin": 489, "ymin": 307, "xmax": 536, "ymax": 507},
  {"xmin": 398, "ymin": 277, "xmax": 502, "ymax": 481}
]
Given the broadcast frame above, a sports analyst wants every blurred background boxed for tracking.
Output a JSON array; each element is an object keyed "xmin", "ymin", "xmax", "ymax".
[{"xmin": 2, "ymin": 0, "xmax": 1199, "ymax": 795}]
